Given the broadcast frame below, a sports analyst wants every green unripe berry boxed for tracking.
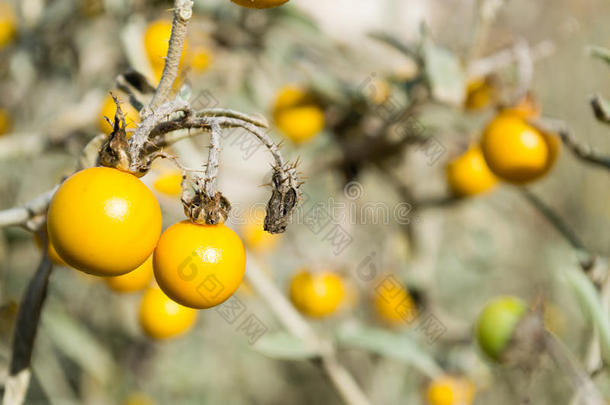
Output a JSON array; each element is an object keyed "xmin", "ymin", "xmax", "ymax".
[{"xmin": 476, "ymin": 296, "xmax": 527, "ymax": 362}]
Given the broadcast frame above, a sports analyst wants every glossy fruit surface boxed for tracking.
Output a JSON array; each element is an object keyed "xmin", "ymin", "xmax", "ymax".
[
  {"xmin": 105, "ymin": 255, "xmax": 154, "ymax": 293},
  {"xmin": 289, "ymin": 270, "xmax": 345, "ymax": 318},
  {"xmin": 144, "ymin": 20, "xmax": 188, "ymax": 81},
  {"xmin": 153, "ymin": 221, "xmax": 246, "ymax": 309},
  {"xmin": 153, "ymin": 171, "xmax": 183, "ymax": 196},
  {"xmin": 230, "ymin": 0, "xmax": 289, "ymax": 8},
  {"xmin": 481, "ymin": 112, "xmax": 550, "ymax": 184},
  {"xmin": 272, "ymin": 85, "xmax": 324, "ymax": 144},
  {"xmin": 139, "ymin": 286, "xmax": 197, "ymax": 339},
  {"xmin": 426, "ymin": 376, "xmax": 475, "ymax": 405},
  {"xmin": 241, "ymin": 208, "xmax": 279, "ymax": 253},
  {"xmin": 476, "ymin": 296, "xmax": 527, "ymax": 362},
  {"xmin": 99, "ymin": 93, "xmax": 140, "ymax": 135},
  {"xmin": 446, "ymin": 145, "xmax": 497, "ymax": 197},
  {"xmin": 0, "ymin": 2, "xmax": 16, "ymax": 49},
  {"xmin": 374, "ymin": 280, "xmax": 417, "ymax": 326},
  {"xmin": 47, "ymin": 167, "xmax": 162, "ymax": 276}
]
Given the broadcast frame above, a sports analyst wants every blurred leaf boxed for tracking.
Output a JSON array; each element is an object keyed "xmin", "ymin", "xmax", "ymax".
[
  {"xmin": 423, "ymin": 43, "xmax": 465, "ymax": 106},
  {"xmin": 253, "ymin": 332, "xmax": 318, "ymax": 360},
  {"xmin": 368, "ymin": 32, "xmax": 420, "ymax": 60},
  {"xmin": 564, "ymin": 268, "xmax": 610, "ymax": 364},
  {"xmin": 42, "ymin": 309, "xmax": 116, "ymax": 383},
  {"xmin": 590, "ymin": 94, "xmax": 610, "ymax": 124},
  {"xmin": 588, "ymin": 45, "xmax": 610, "ymax": 66},
  {"xmin": 336, "ymin": 324, "xmax": 442, "ymax": 379}
]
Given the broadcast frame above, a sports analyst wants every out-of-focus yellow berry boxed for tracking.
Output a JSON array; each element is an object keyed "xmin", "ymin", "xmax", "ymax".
[
  {"xmin": 374, "ymin": 278, "xmax": 417, "ymax": 326},
  {"xmin": 0, "ymin": 108, "xmax": 12, "ymax": 135},
  {"xmin": 98, "ymin": 93, "xmax": 140, "ymax": 135},
  {"xmin": 464, "ymin": 78, "xmax": 495, "ymax": 111},
  {"xmin": 0, "ymin": 2, "xmax": 17, "ymax": 50},
  {"xmin": 230, "ymin": 0, "xmax": 289, "ymax": 8},
  {"xmin": 426, "ymin": 376, "xmax": 475, "ymax": 405},
  {"xmin": 105, "ymin": 255, "xmax": 154, "ymax": 293},
  {"xmin": 139, "ymin": 286, "xmax": 197, "ymax": 339},
  {"xmin": 34, "ymin": 232, "xmax": 68, "ymax": 267},
  {"xmin": 241, "ymin": 208, "xmax": 279, "ymax": 253},
  {"xmin": 446, "ymin": 145, "xmax": 497, "ymax": 197},
  {"xmin": 272, "ymin": 85, "xmax": 325, "ymax": 144},
  {"xmin": 153, "ymin": 171, "xmax": 183, "ymax": 196},
  {"xmin": 289, "ymin": 270, "xmax": 345, "ymax": 318}
]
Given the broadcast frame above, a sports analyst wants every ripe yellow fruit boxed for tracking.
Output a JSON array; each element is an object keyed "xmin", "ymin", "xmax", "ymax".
[
  {"xmin": 272, "ymin": 85, "xmax": 325, "ymax": 144},
  {"xmin": 464, "ymin": 78, "xmax": 495, "ymax": 111},
  {"xmin": 122, "ymin": 393, "xmax": 155, "ymax": 405},
  {"xmin": 230, "ymin": 0, "xmax": 290, "ymax": 8},
  {"xmin": 105, "ymin": 255, "xmax": 154, "ymax": 293},
  {"xmin": 374, "ymin": 280, "xmax": 417, "ymax": 326},
  {"xmin": 98, "ymin": 93, "xmax": 140, "ymax": 135},
  {"xmin": 241, "ymin": 208, "xmax": 279, "ymax": 253},
  {"xmin": 425, "ymin": 376, "xmax": 475, "ymax": 405},
  {"xmin": 139, "ymin": 286, "xmax": 197, "ymax": 339},
  {"xmin": 0, "ymin": 2, "xmax": 16, "ymax": 50},
  {"xmin": 34, "ymin": 232, "xmax": 68, "ymax": 267},
  {"xmin": 153, "ymin": 221, "xmax": 246, "ymax": 309},
  {"xmin": 0, "ymin": 108, "xmax": 11, "ymax": 135},
  {"xmin": 153, "ymin": 170, "xmax": 183, "ymax": 196},
  {"xmin": 481, "ymin": 112, "xmax": 553, "ymax": 184},
  {"xmin": 446, "ymin": 145, "xmax": 497, "ymax": 197},
  {"xmin": 47, "ymin": 167, "xmax": 162, "ymax": 276},
  {"xmin": 144, "ymin": 20, "xmax": 188, "ymax": 82},
  {"xmin": 289, "ymin": 270, "xmax": 345, "ymax": 318}
]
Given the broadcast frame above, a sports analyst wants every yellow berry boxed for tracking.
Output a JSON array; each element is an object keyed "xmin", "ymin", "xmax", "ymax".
[
  {"xmin": 0, "ymin": 2, "xmax": 17, "ymax": 50},
  {"xmin": 426, "ymin": 376, "xmax": 475, "ymax": 405},
  {"xmin": 374, "ymin": 279, "xmax": 417, "ymax": 326},
  {"xmin": 464, "ymin": 78, "xmax": 495, "ymax": 111},
  {"xmin": 272, "ymin": 85, "xmax": 325, "ymax": 144},
  {"xmin": 446, "ymin": 145, "xmax": 497, "ymax": 197},
  {"xmin": 139, "ymin": 286, "xmax": 197, "ymax": 340},
  {"xmin": 0, "ymin": 108, "xmax": 12, "ymax": 135},
  {"xmin": 188, "ymin": 46, "xmax": 212, "ymax": 73},
  {"xmin": 153, "ymin": 221, "xmax": 246, "ymax": 309},
  {"xmin": 34, "ymin": 231, "xmax": 68, "ymax": 267},
  {"xmin": 105, "ymin": 255, "xmax": 154, "ymax": 293},
  {"xmin": 289, "ymin": 270, "xmax": 345, "ymax": 318},
  {"xmin": 144, "ymin": 20, "xmax": 188, "ymax": 82},
  {"xmin": 47, "ymin": 167, "xmax": 162, "ymax": 276}
]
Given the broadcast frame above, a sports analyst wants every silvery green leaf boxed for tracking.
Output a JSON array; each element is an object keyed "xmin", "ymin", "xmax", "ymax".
[
  {"xmin": 423, "ymin": 44, "xmax": 465, "ymax": 105},
  {"xmin": 589, "ymin": 45, "xmax": 610, "ymax": 66},
  {"xmin": 253, "ymin": 332, "xmax": 318, "ymax": 360},
  {"xmin": 336, "ymin": 324, "xmax": 442, "ymax": 379}
]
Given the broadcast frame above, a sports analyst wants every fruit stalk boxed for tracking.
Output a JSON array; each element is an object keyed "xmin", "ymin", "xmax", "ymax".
[
  {"xmin": 145, "ymin": 0, "xmax": 193, "ymax": 114},
  {"xmin": 245, "ymin": 255, "xmax": 371, "ymax": 405}
]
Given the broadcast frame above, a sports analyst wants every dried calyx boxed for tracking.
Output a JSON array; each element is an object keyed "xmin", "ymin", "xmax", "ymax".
[
  {"xmin": 181, "ymin": 177, "xmax": 231, "ymax": 225},
  {"xmin": 98, "ymin": 95, "xmax": 132, "ymax": 171},
  {"xmin": 264, "ymin": 161, "xmax": 302, "ymax": 234}
]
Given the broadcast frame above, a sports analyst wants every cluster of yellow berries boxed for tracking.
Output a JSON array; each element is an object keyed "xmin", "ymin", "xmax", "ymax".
[
  {"xmin": 272, "ymin": 85, "xmax": 325, "ymax": 145},
  {"xmin": 44, "ymin": 167, "xmax": 247, "ymax": 339},
  {"xmin": 447, "ymin": 86, "xmax": 560, "ymax": 197}
]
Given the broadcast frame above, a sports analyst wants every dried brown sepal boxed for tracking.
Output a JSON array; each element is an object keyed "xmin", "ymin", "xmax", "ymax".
[
  {"xmin": 98, "ymin": 94, "xmax": 132, "ymax": 172},
  {"xmin": 264, "ymin": 161, "xmax": 302, "ymax": 234},
  {"xmin": 181, "ymin": 177, "xmax": 231, "ymax": 225}
]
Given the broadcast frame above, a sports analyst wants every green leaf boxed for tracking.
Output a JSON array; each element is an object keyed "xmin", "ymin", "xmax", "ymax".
[
  {"xmin": 588, "ymin": 45, "xmax": 610, "ymax": 66},
  {"xmin": 336, "ymin": 324, "xmax": 443, "ymax": 379},
  {"xmin": 564, "ymin": 268, "xmax": 610, "ymax": 364},
  {"xmin": 423, "ymin": 43, "xmax": 465, "ymax": 105},
  {"xmin": 253, "ymin": 332, "xmax": 318, "ymax": 360}
]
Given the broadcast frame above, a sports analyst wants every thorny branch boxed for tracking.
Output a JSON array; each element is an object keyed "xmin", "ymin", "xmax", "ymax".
[{"xmin": 530, "ymin": 117, "xmax": 610, "ymax": 170}]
